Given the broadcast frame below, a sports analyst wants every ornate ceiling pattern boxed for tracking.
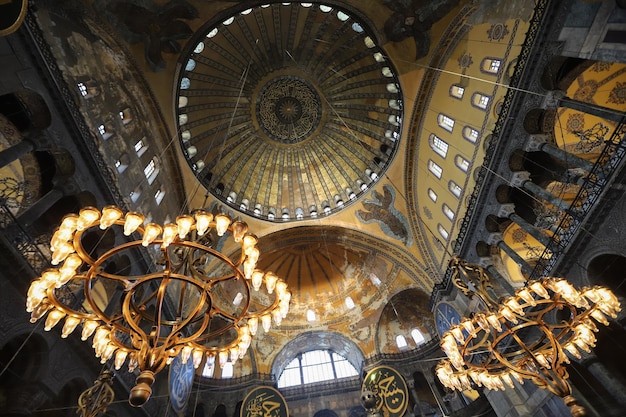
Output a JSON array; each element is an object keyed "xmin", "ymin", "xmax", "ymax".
[{"xmin": 175, "ymin": 2, "xmax": 403, "ymax": 222}]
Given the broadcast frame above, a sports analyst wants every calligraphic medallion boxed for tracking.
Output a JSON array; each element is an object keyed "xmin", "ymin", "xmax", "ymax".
[
  {"xmin": 241, "ymin": 386, "xmax": 289, "ymax": 417},
  {"xmin": 168, "ymin": 355, "xmax": 196, "ymax": 415},
  {"xmin": 362, "ymin": 366, "xmax": 408, "ymax": 417}
]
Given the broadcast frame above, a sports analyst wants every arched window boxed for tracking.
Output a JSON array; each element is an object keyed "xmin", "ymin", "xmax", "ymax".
[
  {"xmin": 442, "ymin": 204, "xmax": 455, "ymax": 220},
  {"xmin": 462, "ymin": 126, "xmax": 480, "ymax": 143},
  {"xmin": 437, "ymin": 113, "xmax": 454, "ymax": 132},
  {"xmin": 144, "ymin": 157, "xmax": 160, "ymax": 185},
  {"xmin": 449, "ymin": 180, "xmax": 462, "ymax": 198},
  {"xmin": 221, "ymin": 362, "xmax": 234, "ymax": 379},
  {"xmin": 396, "ymin": 335, "xmax": 408, "ymax": 349},
  {"xmin": 455, "ymin": 155, "xmax": 470, "ymax": 173},
  {"xmin": 429, "ymin": 134, "xmax": 448, "ymax": 158},
  {"xmin": 277, "ymin": 350, "xmax": 359, "ymax": 388},
  {"xmin": 428, "ymin": 160, "xmax": 443, "ymax": 178},
  {"xmin": 438, "ymin": 224, "xmax": 449, "ymax": 240},
  {"xmin": 411, "ymin": 329, "xmax": 425, "ymax": 346},
  {"xmin": 428, "ymin": 188, "xmax": 438, "ymax": 202},
  {"xmin": 449, "ymin": 84, "xmax": 465, "ymax": 99},
  {"xmin": 472, "ymin": 93, "xmax": 490, "ymax": 110},
  {"xmin": 481, "ymin": 57, "xmax": 502, "ymax": 74}
]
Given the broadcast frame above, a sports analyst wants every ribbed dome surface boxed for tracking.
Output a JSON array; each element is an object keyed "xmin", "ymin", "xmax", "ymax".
[{"xmin": 175, "ymin": 2, "xmax": 403, "ymax": 221}]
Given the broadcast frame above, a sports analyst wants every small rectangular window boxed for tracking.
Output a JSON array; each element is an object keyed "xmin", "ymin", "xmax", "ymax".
[
  {"xmin": 78, "ymin": 83, "xmax": 88, "ymax": 97},
  {"xmin": 134, "ymin": 138, "xmax": 148, "ymax": 157}
]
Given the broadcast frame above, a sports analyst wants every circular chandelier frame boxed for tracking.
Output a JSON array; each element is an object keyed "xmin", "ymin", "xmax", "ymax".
[
  {"xmin": 436, "ymin": 259, "xmax": 621, "ymax": 417},
  {"xmin": 26, "ymin": 206, "xmax": 291, "ymax": 406}
]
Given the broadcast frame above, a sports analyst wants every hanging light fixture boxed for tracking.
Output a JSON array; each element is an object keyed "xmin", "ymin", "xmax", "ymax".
[
  {"xmin": 25, "ymin": 206, "xmax": 291, "ymax": 407},
  {"xmin": 436, "ymin": 258, "xmax": 621, "ymax": 417},
  {"xmin": 77, "ymin": 369, "xmax": 115, "ymax": 417}
]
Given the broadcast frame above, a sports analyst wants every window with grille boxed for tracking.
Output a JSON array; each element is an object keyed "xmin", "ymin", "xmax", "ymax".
[
  {"xmin": 428, "ymin": 160, "xmax": 443, "ymax": 178},
  {"xmin": 277, "ymin": 350, "xmax": 358, "ymax": 388}
]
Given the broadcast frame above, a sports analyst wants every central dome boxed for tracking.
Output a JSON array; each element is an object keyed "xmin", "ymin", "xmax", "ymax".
[
  {"xmin": 175, "ymin": 2, "xmax": 403, "ymax": 221},
  {"xmin": 257, "ymin": 75, "xmax": 322, "ymax": 143}
]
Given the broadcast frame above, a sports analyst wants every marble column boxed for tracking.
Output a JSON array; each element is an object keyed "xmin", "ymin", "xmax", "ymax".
[
  {"xmin": 509, "ymin": 213, "xmax": 552, "ymax": 247},
  {"xmin": 15, "ymin": 187, "xmax": 64, "ymax": 228},
  {"xmin": 0, "ymin": 140, "xmax": 35, "ymax": 169}
]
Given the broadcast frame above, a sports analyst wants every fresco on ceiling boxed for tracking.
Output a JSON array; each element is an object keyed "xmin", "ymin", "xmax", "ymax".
[
  {"xmin": 356, "ymin": 185, "xmax": 412, "ymax": 247},
  {"xmin": 94, "ymin": 0, "xmax": 198, "ymax": 72},
  {"xmin": 382, "ymin": 0, "xmax": 460, "ymax": 59}
]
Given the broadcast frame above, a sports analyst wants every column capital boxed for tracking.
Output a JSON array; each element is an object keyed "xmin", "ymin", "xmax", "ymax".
[
  {"xmin": 524, "ymin": 134, "xmax": 550, "ymax": 152},
  {"xmin": 542, "ymin": 90, "xmax": 565, "ymax": 109},
  {"xmin": 498, "ymin": 203, "xmax": 516, "ymax": 218},
  {"xmin": 487, "ymin": 232, "xmax": 503, "ymax": 245},
  {"xmin": 510, "ymin": 171, "xmax": 530, "ymax": 187},
  {"xmin": 478, "ymin": 256, "xmax": 494, "ymax": 268}
]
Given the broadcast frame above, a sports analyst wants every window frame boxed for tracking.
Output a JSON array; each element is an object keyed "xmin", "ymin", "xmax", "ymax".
[
  {"xmin": 481, "ymin": 57, "xmax": 502, "ymax": 75},
  {"xmin": 429, "ymin": 134, "xmax": 449, "ymax": 158},
  {"xmin": 449, "ymin": 84, "xmax": 465, "ymax": 100},
  {"xmin": 428, "ymin": 159, "xmax": 443, "ymax": 179},
  {"xmin": 462, "ymin": 126, "xmax": 480, "ymax": 143},
  {"xmin": 437, "ymin": 113, "xmax": 455, "ymax": 132},
  {"xmin": 455, "ymin": 155, "xmax": 471, "ymax": 173},
  {"xmin": 449, "ymin": 180, "xmax": 463, "ymax": 198},
  {"xmin": 277, "ymin": 349, "xmax": 359, "ymax": 388},
  {"xmin": 471, "ymin": 92, "xmax": 491, "ymax": 110}
]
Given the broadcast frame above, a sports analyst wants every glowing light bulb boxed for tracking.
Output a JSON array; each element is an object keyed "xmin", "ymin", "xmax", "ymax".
[
  {"xmin": 161, "ymin": 224, "xmax": 178, "ymax": 247},
  {"xmin": 231, "ymin": 221, "xmax": 248, "ymax": 242},
  {"xmin": 124, "ymin": 212, "xmax": 144, "ymax": 235},
  {"xmin": 194, "ymin": 211, "xmax": 212, "ymax": 235},
  {"xmin": 176, "ymin": 215, "xmax": 194, "ymax": 239},
  {"xmin": 100, "ymin": 206, "xmax": 123, "ymax": 229},
  {"xmin": 142, "ymin": 223, "xmax": 162, "ymax": 246},
  {"xmin": 77, "ymin": 207, "xmax": 101, "ymax": 231},
  {"xmin": 215, "ymin": 213, "xmax": 231, "ymax": 236},
  {"xmin": 248, "ymin": 317, "xmax": 258, "ymax": 335},
  {"xmin": 61, "ymin": 316, "xmax": 81, "ymax": 338},
  {"xmin": 265, "ymin": 272, "xmax": 278, "ymax": 294}
]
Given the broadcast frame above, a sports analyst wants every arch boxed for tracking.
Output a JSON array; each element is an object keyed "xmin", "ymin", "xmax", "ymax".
[
  {"xmin": 313, "ymin": 410, "xmax": 339, "ymax": 417},
  {"xmin": 0, "ymin": 333, "xmax": 49, "ymax": 387},
  {"xmin": 540, "ymin": 57, "xmax": 592, "ymax": 91},
  {"xmin": 376, "ymin": 289, "xmax": 433, "ymax": 354},
  {"xmin": 412, "ymin": 371, "xmax": 438, "ymax": 412},
  {"xmin": 0, "ymin": 90, "xmax": 52, "ymax": 131},
  {"xmin": 49, "ymin": 378, "xmax": 89, "ymax": 417},
  {"xmin": 523, "ymin": 108, "xmax": 556, "ymax": 134},
  {"xmin": 587, "ymin": 254, "xmax": 626, "ymax": 299},
  {"xmin": 271, "ymin": 331, "xmax": 364, "ymax": 382}
]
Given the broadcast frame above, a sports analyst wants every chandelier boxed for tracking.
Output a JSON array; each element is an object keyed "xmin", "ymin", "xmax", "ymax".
[
  {"xmin": 436, "ymin": 258, "xmax": 621, "ymax": 417},
  {"xmin": 25, "ymin": 206, "xmax": 291, "ymax": 406}
]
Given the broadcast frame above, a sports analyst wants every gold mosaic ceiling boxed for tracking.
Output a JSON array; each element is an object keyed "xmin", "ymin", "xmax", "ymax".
[{"xmin": 175, "ymin": 2, "xmax": 403, "ymax": 222}]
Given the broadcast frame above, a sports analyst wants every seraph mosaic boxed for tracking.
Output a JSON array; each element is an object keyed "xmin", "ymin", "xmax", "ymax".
[
  {"xmin": 356, "ymin": 185, "xmax": 412, "ymax": 247},
  {"xmin": 94, "ymin": 0, "xmax": 198, "ymax": 71}
]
